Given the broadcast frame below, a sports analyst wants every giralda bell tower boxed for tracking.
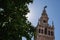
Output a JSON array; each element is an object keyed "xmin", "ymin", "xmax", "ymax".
[{"xmin": 35, "ymin": 6, "xmax": 55, "ymax": 40}]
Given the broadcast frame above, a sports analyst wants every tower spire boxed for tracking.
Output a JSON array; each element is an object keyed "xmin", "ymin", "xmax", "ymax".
[
  {"xmin": 42, "ymin": 6, "xmax": 47, "ymax": 16},
  {"xmin": 39, "ymin": 6, "xmax": 49, "ymax": 26}
]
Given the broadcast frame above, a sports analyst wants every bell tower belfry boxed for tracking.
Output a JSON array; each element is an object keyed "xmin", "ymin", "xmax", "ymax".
[{"xmin": 35, "ymin": 6, "xmax": 55, "ymax": 40}]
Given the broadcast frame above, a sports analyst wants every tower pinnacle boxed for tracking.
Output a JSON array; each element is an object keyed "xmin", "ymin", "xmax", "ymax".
[
  {"xmin": 52, "ymin": 21, "xmax": 54, "ymax": 27},
  {"xmin": 42, "ymin": 6, "xmax": 48, "ymax": 16}
]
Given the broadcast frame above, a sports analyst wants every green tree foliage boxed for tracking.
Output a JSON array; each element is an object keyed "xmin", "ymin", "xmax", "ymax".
[{"xmin": 0, "ymin": 0, "xmax": 35, "ymax": 40}]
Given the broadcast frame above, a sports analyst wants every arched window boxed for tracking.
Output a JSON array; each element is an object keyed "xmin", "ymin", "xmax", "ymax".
[
  {"xmin": 41, "ymin": 29, "xmax": 43, "ymax": 34},
  {"xmin": 39, "ymin": 29, "xmax": 43, "ymax": 34},
  {"xmin": 45, "ymin": 28, "xmax": 47, "ymax": 35},
  {"xmin": 51, "ymin": 31, "xmax": 54, "ymax": 36},
  {"xmin": 43, "ymin": 20, "xmax": 46, "ymax": 23},
  {"xmin": 39, "ymin": 29, "xmax": 41, "ymax": 33},
  {"xmin": 48, "ymin": 31, "xmax": 50, "ymax": 35}
]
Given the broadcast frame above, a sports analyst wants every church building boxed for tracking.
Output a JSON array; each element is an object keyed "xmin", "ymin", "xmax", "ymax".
[{"xmin": 34, "ymin": 6, "xmax": 55, "ymax": 40}]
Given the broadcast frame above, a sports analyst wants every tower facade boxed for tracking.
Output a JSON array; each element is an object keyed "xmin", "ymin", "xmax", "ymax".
[{"xmin": 35, "ymin": 6, "xmax": 55, "ymax": 40}]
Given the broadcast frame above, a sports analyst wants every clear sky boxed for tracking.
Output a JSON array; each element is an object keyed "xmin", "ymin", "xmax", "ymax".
[{"xmin": 23, "ymin": 0, "xmax": 60, "ymax": 40}]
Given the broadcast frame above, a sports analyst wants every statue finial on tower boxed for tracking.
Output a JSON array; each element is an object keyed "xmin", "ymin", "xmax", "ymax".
[
  {"xmin": 42, "ymin": 5, "xmax": 48, "ymax": 16},
  {"xmin": 44, "ymin": 6, "xmax": 47, "ymax": 9}
]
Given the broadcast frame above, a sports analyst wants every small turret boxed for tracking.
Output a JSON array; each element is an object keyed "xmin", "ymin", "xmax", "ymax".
[{"xmin": 52, "ymin": 21, "xmax": 54, "ymax": 28}]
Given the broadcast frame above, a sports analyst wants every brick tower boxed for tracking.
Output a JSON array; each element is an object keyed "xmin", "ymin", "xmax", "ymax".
[{"xmin": 35, "ymin": 6, "xmax": 55, "ymax": 40}]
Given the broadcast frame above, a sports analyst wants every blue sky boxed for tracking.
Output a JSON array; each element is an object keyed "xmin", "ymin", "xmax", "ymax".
[{"xmin": 23, "ymin": 0, "xmax": 60, "ymax": 40}]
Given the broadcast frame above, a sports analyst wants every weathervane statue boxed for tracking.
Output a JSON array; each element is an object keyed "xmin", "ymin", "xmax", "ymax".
[{"xmin": 44, "ymin": 6, "xmax": 47, "ymax": 9}]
